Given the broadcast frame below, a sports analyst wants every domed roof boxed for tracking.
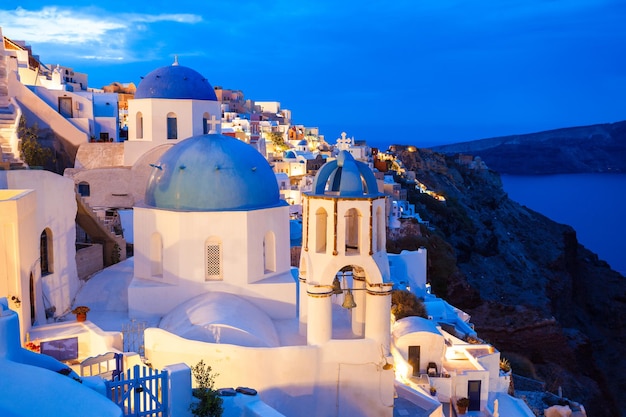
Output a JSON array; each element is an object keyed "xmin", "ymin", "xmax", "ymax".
[
  {"xmin": 159, "ymin": 292, "xmax": 280, "ymax": 347},
  {"xmin": 311, "ymin": 150, "xmax": 380, "ymax": 197},
  {"xmin": 135, "ymin": 62, "xmax": 218, "ymax": 101},
  {"xmin": 145, "ymin": 134, "xmax": 283, "ymax": 211}
]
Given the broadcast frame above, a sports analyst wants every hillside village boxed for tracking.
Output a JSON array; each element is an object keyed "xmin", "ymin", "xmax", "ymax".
[{"xmin": 0, "ymin": 27, "xmax": 584, "ymax": 417}]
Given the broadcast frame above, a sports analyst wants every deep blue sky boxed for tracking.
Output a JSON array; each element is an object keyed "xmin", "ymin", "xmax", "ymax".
[{"xmin": 2, "ymin": 1, "xmax": 625, "ymax": 148}]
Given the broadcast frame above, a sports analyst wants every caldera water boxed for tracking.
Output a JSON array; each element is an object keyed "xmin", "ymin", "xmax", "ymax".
[{"xmin": 501, "ymin": 173, "xmax": 626, "ymax": 276}]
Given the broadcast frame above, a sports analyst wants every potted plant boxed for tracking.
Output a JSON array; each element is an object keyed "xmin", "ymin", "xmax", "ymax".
[
  {"xmin": 25, "ymin": 341, "xmax": 41, "ymax": 353},
  {"xmin": 456, "ymin": 397, "xmax": 469, "ymax": 414},
  {"xmin": 71, "ymin": 306, "xmax": 90, "ymax": 322},
  {"xmin": 500, "ymin": 357, "xmax": 512, "ymax": 375},
  {"xmin": 429, "ymin": 386, "xmax": 437, "ymax": 396}
]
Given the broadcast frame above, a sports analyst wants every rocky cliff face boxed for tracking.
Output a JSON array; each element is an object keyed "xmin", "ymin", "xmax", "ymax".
[
  {"xmin": 430, "ymin": 120, "xmax": 626, "ymax": 174},
  {"xmin": 387, "ymin": 147, "xmax": 626, "ymax": 416}
]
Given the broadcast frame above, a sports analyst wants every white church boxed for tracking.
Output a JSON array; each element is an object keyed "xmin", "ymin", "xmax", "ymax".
[
  {"xmin": 1, "ymin": 28, "xmax": 533, "ymax": 417},
  {"xmin": 123, "ymin": 64, "xmax": 398, "ymax": 413}
]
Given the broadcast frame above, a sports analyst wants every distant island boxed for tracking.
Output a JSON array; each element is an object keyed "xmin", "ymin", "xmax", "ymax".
[{"xmin": 429, "ymin": 120, "xmax": 626, "ymax": 175}]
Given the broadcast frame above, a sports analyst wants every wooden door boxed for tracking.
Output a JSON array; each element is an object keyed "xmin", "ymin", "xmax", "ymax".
[
  {"xmin": 468, "ymin": 380, "xmax": 481, "ymax": 411},
  {"xmin": 408, "ymin": 345, "xmax": 420, "ymax": 376},
  {"xmin": 58, "ymin": 97, "xmax": 73, "ymax": 118}
]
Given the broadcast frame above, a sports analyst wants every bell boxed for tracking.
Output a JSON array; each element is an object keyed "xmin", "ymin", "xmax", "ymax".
[
  {"xmin": 332, "ymin": 276, "xmax": 343, "ymax": 295},
  {"xmin": 342, "ymin": 289, "xmax": 357, "ymax": 309}
]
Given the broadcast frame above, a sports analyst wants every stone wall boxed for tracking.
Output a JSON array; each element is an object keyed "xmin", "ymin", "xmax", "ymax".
[{"xmin": 76, "ymin": 243, "xmax": 103, "ymax": 280}]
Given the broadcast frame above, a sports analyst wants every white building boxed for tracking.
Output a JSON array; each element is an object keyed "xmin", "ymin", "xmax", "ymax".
[{"xmin": 0, "ymin": 170, "xmax": 80, "ymax": 338}]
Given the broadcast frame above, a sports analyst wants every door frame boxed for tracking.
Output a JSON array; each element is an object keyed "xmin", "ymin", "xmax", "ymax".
[
  {"xmin": 408, "ymin": 345, "xmax": 420, "ymax": 377},
  {"xmin": 58, "ymin": 96, "xmax": 73, "ymax": 118}
]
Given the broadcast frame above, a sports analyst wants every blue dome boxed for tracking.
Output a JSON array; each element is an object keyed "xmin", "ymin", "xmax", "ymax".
[
  {"xmin": 311, "ymin": 151, "xmax": 380, "ymax": 197},
  {"xmin": 145, "ymin": 134, "xmax": 283, "ymax": 211},
  {"xmin": 135, "ymin": 64, "xmax": 218, "ymax": 101}
]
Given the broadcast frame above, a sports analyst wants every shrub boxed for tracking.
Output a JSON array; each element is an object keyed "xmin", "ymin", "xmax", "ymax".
[
  {"xmin": 190, "ymin": 360, "xmax": 223, "ymax": 417},
  {"xmin": 502, "ymin": 351, "xmax": 537, "ymax": 379},
  {"xmin": 457, "ymin": 397, "xmax": 470, "ymax": 408},
  {"xmin": 391, "ymin": 290, "xmax": 428, "ymax": 321},
  {"xmin": 111, "ymin": 243, "xmax": 121, "ymax": 265},
  {"xmin": 17, "ymin": 117, "xmax": 54, "ymax": 168}
]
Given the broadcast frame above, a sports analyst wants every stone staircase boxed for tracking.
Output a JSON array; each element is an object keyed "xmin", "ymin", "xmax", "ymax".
[
  {"xmin": 75, "ymin": 194, "xmax": 127, "ymax": 267},
  {"xmin": 0, "ymin": 105, "xmax": 25, "ymax": 169},
  {"xmin": 1, "ymin": 27, "xmax": 25, "ymax": 169}
]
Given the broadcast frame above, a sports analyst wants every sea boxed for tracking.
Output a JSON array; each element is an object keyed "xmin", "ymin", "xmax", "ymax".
[{"xmin": 500, "ymin": 174, "xmax": 626, "ymax": 277}]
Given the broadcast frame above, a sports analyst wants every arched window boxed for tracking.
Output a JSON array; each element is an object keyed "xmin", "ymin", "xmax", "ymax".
[
  {"xmin": 203, "ymin": 112, "xmax": 210, "ymax": 134},
  {"xmin": 345, "ymin": 208, "xmax": 360, "ymax": 254},
  {"xmin": 263, "ymin": 231, "xmax": 276, "ymax": 273},
  {"xmin": 167, "ymin": 112, "xmax": 178, "ymax": 139},
  {"xmin": 376, "ymin": 206, "xmax": 385, "ymax": 253},
  {"xmin": 205, "ymin": 237, "xmax": 223, "ymax": 281},
  {"xmin": 77, "ymin": 181, "xmax": 90, "ymax": 197},
  {"xmin": 315, "ymin": 207, "xmax": 328, "ymax": 253},
  {"xmin": 40, "ymin": 228, "xmax": 53, "ymax": 275},
  {"xmin": 136, "ymin": 112, "xmax": 143, "ymax": 139},
  {"xmin": 150, "ymin": 233, "xmax": 163, "ymax": 277}
]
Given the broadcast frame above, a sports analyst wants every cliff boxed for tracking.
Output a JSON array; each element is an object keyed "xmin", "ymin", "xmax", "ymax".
[
  {"xmin": 387, "ymin": 147, "xmax": 626, "ymax": 416},
  {"xmin": 429, "ymin": 120, "xmax": 626, "ymax": 174}
]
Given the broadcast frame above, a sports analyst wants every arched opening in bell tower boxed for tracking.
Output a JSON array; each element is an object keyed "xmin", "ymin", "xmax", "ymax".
[
  {"xmin": 344, "ymin": 208, "xmax": 361, "ymax": 255},
  {"xmin": 329, "ymin": 265, "xmax": 367, "ymax": 340}
]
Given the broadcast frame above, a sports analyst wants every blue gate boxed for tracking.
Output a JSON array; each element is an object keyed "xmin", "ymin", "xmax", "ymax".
[{"xmin": 106, "ymin": 364, "xmax": 168, "ymax": 417}]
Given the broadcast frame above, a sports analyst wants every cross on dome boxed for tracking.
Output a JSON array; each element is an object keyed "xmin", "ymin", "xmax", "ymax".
[{"xmin": 336, "ymin": 132, "xmax": 353, "ymax": 150}]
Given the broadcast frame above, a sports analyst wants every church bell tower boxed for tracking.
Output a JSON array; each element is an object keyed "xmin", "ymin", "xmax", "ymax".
[{"xmin": 299, "ymin": 151, "xmax": 392, "ymax": 351}]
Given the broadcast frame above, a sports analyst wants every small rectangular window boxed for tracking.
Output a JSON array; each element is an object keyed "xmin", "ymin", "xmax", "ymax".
[{"xmin": 206, "ymin": 243, "xmax": 222, "ymax": 280}]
